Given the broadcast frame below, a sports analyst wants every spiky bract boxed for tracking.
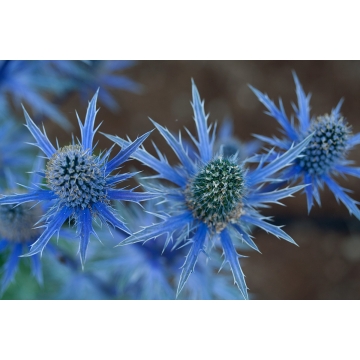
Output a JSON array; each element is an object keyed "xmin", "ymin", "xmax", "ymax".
[
  {"xmin": 104, "ymin": 80, "xmax": 312, "ymax": 299},
  {"xmin": 250, "ymin": 72, "xmax": 360, "ymax": 218}
]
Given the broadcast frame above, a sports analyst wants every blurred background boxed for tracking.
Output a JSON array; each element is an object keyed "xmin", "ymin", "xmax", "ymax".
[{"xmin": 2, "ymin": 60, "xmax": 360, "ymax": 300}]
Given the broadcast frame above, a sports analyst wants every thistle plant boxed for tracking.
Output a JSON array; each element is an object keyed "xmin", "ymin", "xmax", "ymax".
[
  {"xmin": 0, "ymin": 90, "xmax": 155, "ymax": 265},
  {"xmin": 250, "ymin": 73, "xmax": 360, "ymax": 218},
  {"xmin": 105, "ymin": 80, "xmax": 313, "ymax": 299}
]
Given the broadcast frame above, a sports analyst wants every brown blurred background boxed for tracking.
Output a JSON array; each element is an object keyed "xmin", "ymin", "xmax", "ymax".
[{"xmin": 46, "ymin": 61, "xmax": 360, "ymax": 299}]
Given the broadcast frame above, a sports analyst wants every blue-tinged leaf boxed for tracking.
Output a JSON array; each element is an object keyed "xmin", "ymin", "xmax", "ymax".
[
  {"xmin": 30, "ymin": 254, "xmax": 43, "ymax": 285},
  {"xmin": 248, "ymin": 85, "xmax": 299, "ymax": 141},
  {"xmin": 191, "ymin": 80, "xmax": 212, "ymax": 162},
  {"xmin": 93, "ymin": 202, "xmax": 131, "ymax": 234},
  {"xmin": 119, "ymin": 211, "xmax": 193, "ymax": 246},
  {"xmin": 22, "ymin": 206, "xmax": 73, "ymax": 257},
  {"xmin": 246, "ymin": 185, "xmax": 305, "ymax": 206},
  {"xmin": 1, "ymin": 243, "xmax": 23, "ymax": 294},
  {"xmin": 0, "ymin": 190, "xmax": 56, "ymax": 205},
  {"xmin": 292, "ymin": 71, "xmax": 311, "ymax": 133},
  {"xmin": 78, "ymin": 89, "xmax": 99, "ymax": 151},
  {"xmin": 78, "ymin": 207, "xmax": 93, "ymax": 267},
  {"xmin": 105, "ymin": 130, "xmax": 153, "ymax": 174},
  {"xmin": 107, "ymin": 189, "xmax": 159, "ymax": 203},
  {"xmin": 241, "ymin": 214, "xmax": 297, "ymax": 245},
  {"xmin": 322, "ymin": 174, "xmax": 360, "ymax": 220},
  {"xmin": 232, "ymin": 224, "xmax": 260, "ymax": 252},
  {"xmin": 220, "ymin": 229, "xmax": 248, "ymax": 299},
  {"xmin": 103, "ymin": 133, "xmax": 186, "ymax": 187},
  {"xmin": 248, "ymin": 133, "xmax": 313, "ymax": 186},
  {"xmin": 176, "ymin": 222, "xmax": 207, "ymax": 297},
  {"xmin": 22, "ymin": 105, "xmax": 56, "ymax": 158},
  {"xmin": 150, "ymin": 119, "xmax": 196, "ymax": 176}
]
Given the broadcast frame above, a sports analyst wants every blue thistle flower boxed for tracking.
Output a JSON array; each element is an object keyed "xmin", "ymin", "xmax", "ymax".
[
  {"xmin": 104, "ymin": 80, "xmax": 313, "ymax": 299},
  {"xmin": 0, "ymin": 90, "xmax": 155, "ymax": 265},
  {"xmin": 249, "ymin": 72, "xmax": 360, "ymax": 218}
]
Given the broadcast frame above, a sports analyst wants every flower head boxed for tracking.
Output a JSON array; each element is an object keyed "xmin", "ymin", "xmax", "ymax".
[
  {"xmin": 105, "ymin": 80, "xmax": 312, "ymax": 299},
  {"xmin": 0, "ymin": 90, "xmax": 155, "ymax": 265},
  {"xmin": 250, "ymin": 72, "xmax": 360, "ymax": 218}
]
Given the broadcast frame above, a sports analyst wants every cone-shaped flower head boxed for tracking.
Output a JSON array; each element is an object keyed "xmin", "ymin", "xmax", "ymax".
[
  {"xmin": 104, "ymin": 80, "xmax": 313, "ymax": 299},
  {"xmin": 250, "ymin": 72, "xmax": 360, "ymax": 218}
]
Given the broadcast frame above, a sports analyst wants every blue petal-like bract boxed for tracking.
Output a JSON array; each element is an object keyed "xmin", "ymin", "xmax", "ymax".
[
  {"xmin": 191, "ymin": 79, "xmax": 212, "ymax": 162},
  {"xmin": 103, "ymin": 133, "xmax": 187, "ymax": 187},
  {"xmin": 23, "ymin": 105, "xmax": 56, "ymax": 158},
  {"xmin": 107, "ymin": 189, "xmax": 158, "ymax": 203},
  {"xmin": 120, "ymin": 211, "xmax": 193, "ymax": 246},
  {"xmin": 93, "ymin": 202, "xmax": 131, "ymax": 234},
  {"xmin": 241, "ymin": 214, "xmax": 297, "ymax": 245},
  {"xmin": 220, "ymin": 229, "xmax": 248, "ymax": 300},
  {"xmin": 23, "ymin": 206, "xmax": 73, "ymax": 257},
  {"xmin": 177, "ymin": 222, "xmax": 207, "ymax": 297},
  {"xmin": 78, "ymin": 208, "xmax": 93, "ymax": 266},
  {"xmin": 78, "ymin": 89, "xmax": 99, "ymax": 151},
  {"xmin": 0, "ymin": 190, "xmax": 56, "ymax": 205},
  {"xmin": 105, "ymin": 130, "xmax": 153, "ymax": 175}
]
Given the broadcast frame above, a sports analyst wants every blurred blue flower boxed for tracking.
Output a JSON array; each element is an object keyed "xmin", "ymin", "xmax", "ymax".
[
  {"xmin": 0, "ymin": 115, "xmax": 31, "ymax": 180},
  {"xmin": 0, "ymin": 90, "xmax": 155, "ymax": 265},
  {"xmin": 0, "ymin": 164, "xmax": 44, "ymax": 294},
  {"xmin": 0, "ymin": 60, "xmax": 73, "ymax": 129},
  {"xmin": 250, "ymin": 72, "xmax": 360, "ymax": 218},
  {"xmin": 93, "ymin": 201, "xmax": 243, "ymax": 300},
  {"xmin": 214, "ymin": 117, "xmax": 261, "ymax": 160},
  {"xmin": 105, "ymin": 80, "xmax": 312, "ymax": 299},
  {"xmin": 47, "ymin": 60, "xmax": 142, "ymax": 112}
]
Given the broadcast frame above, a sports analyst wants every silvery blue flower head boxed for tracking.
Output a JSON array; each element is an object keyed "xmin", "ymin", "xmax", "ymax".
[
  {"xmin": 250, "ymin": 72, "xmax": 360, "ymax": 218},
  {"xmin": 0, "ymin": 164, "xmax": 45, "ymax": 295},
  {"xmin": 0, "ymin": 90, "xmax": 155, "ymax": 265},
  {"xmin": 104, "ymin": 80, "xmax": 313, "ymax": 299},
  {"xmin": 95, "ymin": 201, "xmax": 243, "ymax": 300}
]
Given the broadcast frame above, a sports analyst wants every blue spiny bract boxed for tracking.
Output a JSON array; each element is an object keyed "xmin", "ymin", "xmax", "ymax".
[
  {"xmin": 250, "ymin": 72, "xmax": 360, "ymax": 217},
  {"xmin": 104, "ymin": 80, "xmax": 312, "ymax": 299},
  {"xmin": 185, "ymin": 158, "xmax": 244, "ymax": 232}
]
